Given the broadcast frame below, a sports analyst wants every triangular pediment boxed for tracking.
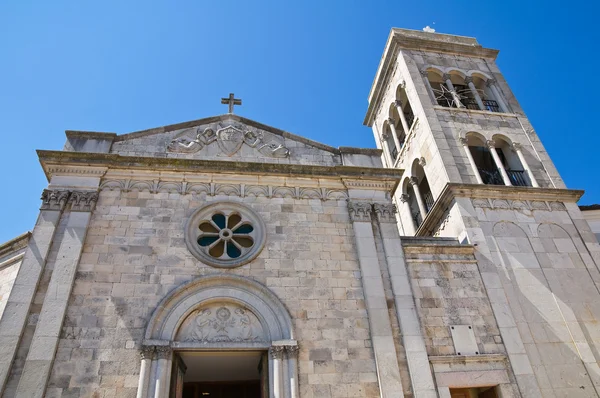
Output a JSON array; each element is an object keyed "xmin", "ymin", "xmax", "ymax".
[{"xmin": 109, "ymin": 114, "xmax": 342, "ymax": 166}]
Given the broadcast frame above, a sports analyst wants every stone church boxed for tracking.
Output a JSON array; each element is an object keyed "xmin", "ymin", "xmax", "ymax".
[{"xmin": 1, "ymin": 28, "xmax": 600, "ymax": 398}]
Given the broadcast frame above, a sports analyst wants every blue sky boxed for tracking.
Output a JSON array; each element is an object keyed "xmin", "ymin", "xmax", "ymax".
[{"xmin": 0, "ymin": 1, "xmax": 598, "ymax": 242}]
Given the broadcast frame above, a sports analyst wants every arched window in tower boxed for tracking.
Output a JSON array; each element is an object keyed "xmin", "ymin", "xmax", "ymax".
[
  {"xmin": 492, "ymin": 136, "xmax": 531, "ymax": 187},
  {"xmin": 470, "ymin": 74, "xmax": 501, "ymax": 112},
  {"xmin": 465, "ymin": 134, "xmax": 504, "ymax": 185},
  {"xmin": 393, "ymin": 83, "xmax": 416, "ymax": 138}
]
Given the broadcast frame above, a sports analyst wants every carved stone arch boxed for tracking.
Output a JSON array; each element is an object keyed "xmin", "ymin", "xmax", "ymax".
[
  {"xmin": 537, "ymin": 223, "xmax": 571, "ymax": 239},
  {"xmin": 492, "ymin": 221, "xmax": 529, "ymax": 238},
  {"xmin": 468, "ymin": 70, "xmax": 493, "ymax": 80},
  {"xmin": 144, "ymin": 274, "xmax": 294, "ymax": 342},
  {"xmin": 424, "ymin": 65, "xmax": 444, "ymax": 78},
  {"xmin": 446, "ymin": 68, "xmax": 467, "ymax": 79}
]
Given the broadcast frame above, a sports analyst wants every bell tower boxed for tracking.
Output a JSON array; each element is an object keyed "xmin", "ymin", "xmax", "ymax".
[
  {"xmin": 364, "ymin": 28, "xmax": 566, "ymax": 238},
  {"xmin": 365, "ymin": 29, "xmax": 600, "ymax": 398}
]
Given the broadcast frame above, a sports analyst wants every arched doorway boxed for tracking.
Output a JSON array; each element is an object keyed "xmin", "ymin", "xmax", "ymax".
[{"xmin": 139, "ymin": 274, "xmax": 297, "ymax": 398}]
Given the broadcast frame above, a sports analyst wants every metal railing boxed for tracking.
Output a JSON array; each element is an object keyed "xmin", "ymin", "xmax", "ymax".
[
  {"xmin": 507, "ymin": 169, "xmax": 529, "ymax": 187},
  {"xmin": 462, "ymin": 98, "xmax": 501, "ymax": 113},
  {"xmin": 423, "ymin": 191, "xmax": 434, "ymax": 213},
  {"xmin": 391, "ymin": 146, "xmax": 398, "ymax": 160},
  {"xmin": 478, "ymin": 168, "xmax": 504, "ymax": 186}
]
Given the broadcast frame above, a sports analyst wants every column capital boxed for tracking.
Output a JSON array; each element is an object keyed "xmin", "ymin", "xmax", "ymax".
[
  {"xmin": 285, "ymin": 344, "xmax": 299, "ymax": 358},
  {"xmin": 400, "ymin": 194, "xmax": 410, "ymax": 203},
  {"xmin": 464, "ymin": 76, "xmax": 473, "ymax": 84},
  {"xmin": 373, "ymin": 203, "xmax": 397, "ymax": 223},
  {"xmin": 68, "ymin": 190, "xmax": 99, "ymax": 212},
  {"xmin": 381, "ymin": 130, "xmax": 390, "ymax": 140},
  {"xmin": 442, "ymin": 73, "xmax": 451, "ymax": 81},
  {"xmin": 40, "ymin": 189, "xmax": 70, "ymax": 211},
  {"xmin": 458, "ymin": 137, "xmax": 468, "ymax": 146},
  {"xmin": 486, "ymin": 140, "xmax": 497, "ymax": 149},
  {"xmin": 269, "ymin": 345, "xmax": 285, "ymax": 359},
  {"xmin": 348, "ymin": 201, "xmax": 372, "ymax": 223},
  {"xmin": 409, "ymin": 176, "xmax": 419, "ymax": 186},
  {"xmin": 394, "ymin": 99, "xmax": 403, "ymax": 108},
  {"xmin": 387, "ymin": 117, "xmax": 396, "ymax": 126},
  {"xmin": 485, "ymin": 78, "xmax": 497, "ymax": 87},
  {"xmin": 512, "ymin": 142, "xmax": 523, "ymax": 151},
  {"xmin": 140, "ymin": 345, "xmax": 155, "ymax": 360},
  {"xmin": 155, "ymin": 346, "xmax": 172, "ymax": 360},
  {"xmin": 418, "ymin": 157, "xmax": 426, "ymax": 167},
  {"xmin": 419, "ymin": 69, "xmax": 429, "ymax": 77},
  {"xmin": 398, "ymin": 80, "xmax": 406, "ymax": 89}
]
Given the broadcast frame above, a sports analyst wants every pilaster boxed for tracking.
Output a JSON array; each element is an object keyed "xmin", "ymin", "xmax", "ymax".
[
  {"xmin": 16, "ymin": 190, "xmax": 98, "ymax": 397},
  {"xmin": 348, "ymin": 200, "xmax": 405, "ymax": 397},
  {"xmin": 0, "ymin": 189, "xmax": 69, "ymax": 394}
]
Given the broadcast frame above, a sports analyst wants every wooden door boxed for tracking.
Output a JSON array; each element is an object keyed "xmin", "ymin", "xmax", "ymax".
[{"xmin": 170, "ymin": 354, "xmax": 187, "ymax": 398}]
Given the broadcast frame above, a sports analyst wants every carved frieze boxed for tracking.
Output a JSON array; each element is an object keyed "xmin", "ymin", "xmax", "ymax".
[
  {"xmin": 471, "ymin": 198, "xmax": 565, "ymax": 212},
  {"xmin": 348, "ymin": 201, "xmax": 372, "ymax": 222},
  {"xmin": 40, "ymin": 189, "xmax": 70, "ymax": 211},
  {"xmin": 175, "ymin": 304, "xmax": 267, "ymax": 343},
  {"xmin": 99, "ymin": 179, "xmax": 348, "ymax": 201},
  {"xmin": 167, "ymin": 124, "xmax": 289, "ymax": 158}
]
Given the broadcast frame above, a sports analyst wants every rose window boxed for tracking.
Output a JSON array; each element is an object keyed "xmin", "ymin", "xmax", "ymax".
[
  {"xmin": 197, "ymin": 212, "xmax": 255, "ymax": 259},
  {"xmin": 185, "ymin": 202, "xmax": 266, "ymax": 268}
]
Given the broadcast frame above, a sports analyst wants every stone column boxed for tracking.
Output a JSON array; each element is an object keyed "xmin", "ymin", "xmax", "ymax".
[
  {"xmin": 459, "ymin": 137, "xmax": 484, "ymax": 184},
  {"xmin": 137, "ymin": 346, "xmax": 155, "ymax": 398},
  {"xmin": 512, "ymin": 143, "xmax": 539, "ymax": 187},
  {"xmin": 380, "ymin": 130, "xmax": 394, "ymax": 167},
  {"xmin": 16, "ymin": 190, "xmax": 98, "ymax": 398},
  {"xmin": 420, "ymin": 70, "xmax": 437, "ymax": 104},
  {"xmin": 285, "ymin": 345, "xmax": 299, "ymax": 398},
  {"xmin": 442, "ymin": 73, "xmax": 463, "ymax": 108},
  {"xmin": 0, "ymin": 189, "xmax": 69, "ymax": 392},
  {"xmin": 394, "ymin": 97, "xmax": 411, "ymax": 134},
  {"xmin": 374, "ymin": 204, "xmax": 438, "ymax": 398},
  {"xmin": 399, "ymin": 194, "xmax": 417, "ymax": 235},
  {"xmin": 387, "ymin": 118, "xmax": 403, "ymax": 154},
  {"xmin": 486, "ymin": 79, "xmax": 509, "ymax": 113},
  {"xmin": 464, "ymin": 76, "xmax": 485, "ymax": 110},
  {"xmin": 409, "ymin": 177, "xmax": 428, "ymax": 221},
  {"xmin": 348, "ymin": 201, "xmax": 405, "ymax": 397},
  {"xmin": 154, "ymin": 346, "xmax": 173, "ymax": 398},
  {"xmin": 487, "ymin": 140, "xmax": 512, "ymax": 186},
  {"xmin": 269, "ymin": 345, "xmax": 284, "ymax": 398}
]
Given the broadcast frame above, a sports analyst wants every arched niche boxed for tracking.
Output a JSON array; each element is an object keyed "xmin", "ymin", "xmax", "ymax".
[{"xmin": 144, "ymin": 274, "xmax": 294, "ymax": 344}]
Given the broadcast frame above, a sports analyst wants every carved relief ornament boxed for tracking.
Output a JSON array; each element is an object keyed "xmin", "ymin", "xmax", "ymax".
[
  {"xmin": 373, "ymin": 203, "xmax": 397, "ymax": 223},
  {"xmin": 176, "ymin": 303, "xmax": 267, "ymax": 343},
  {"xmin": 68, "ymin": 191, "xmax": 99, "ymax": 212},
  {"xmin": 348, "ymin": 201, "xmax": 372, "ymax": 222},
  {"xmin": 471, "ymin": 198, "xmax": 566, "ymax": 212},
  {"xmin": 167, "ymin": 124, "xmax": 290, "ymax": 158},
  {"xmin": 40, "ymin": 189, "xmax": 70, "ymax": 211}
]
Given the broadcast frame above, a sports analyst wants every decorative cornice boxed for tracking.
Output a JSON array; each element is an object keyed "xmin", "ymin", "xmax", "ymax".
[
  {"xmin": 68, "ymin": 190, "xmax": 99, "ymax": 212},
  {"xmin": 37, "ymin": 150, "xmax": 404, "ymax": 187},
  {"xmin": 0, "ymin": 232, "xmax": 31, "ymax": 259},
  {"xmin": 342, "ymin": 179, "xmax": 398, "ymax": 192},
  {"xmin": 45, "ymin": 165, "xmax": 108, "ymax": 177},
  {"xmin": 373, "ymin": 203, "xmax": 397, "ymax": 223},
  {"xmin": 100, "ymin": 179, "xmax": 350, "ymax": 201},
  {"xmin": 40, "ymin": 189, "xmax": 70, "ymax": 211},
  {"xmin": 348, "ymin": 201, "xmax": 373, "ymax": 222},
  {"xmin": 415, "ymin": 183, "xmax": 584, "ymax": 237}
]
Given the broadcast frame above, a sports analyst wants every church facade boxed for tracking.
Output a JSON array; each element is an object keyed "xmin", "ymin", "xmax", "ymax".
[{"xmin": 0, "ymin": 28, "xmax": 599, "ymax": 398}]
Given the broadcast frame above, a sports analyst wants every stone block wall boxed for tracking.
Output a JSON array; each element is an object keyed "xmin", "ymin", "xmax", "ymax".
[
  {"xmin": 402, "ymin": 242, "xmax": 504, "ymax": 357},
  {"xmin": 37, "ymin": 189, "xmax": 381, "ymax": 398}
]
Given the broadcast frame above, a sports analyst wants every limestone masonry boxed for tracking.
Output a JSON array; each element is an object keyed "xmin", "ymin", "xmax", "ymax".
[{"xmin": 0, "ymin": 28, "xmax": 599, "ymax": 398}]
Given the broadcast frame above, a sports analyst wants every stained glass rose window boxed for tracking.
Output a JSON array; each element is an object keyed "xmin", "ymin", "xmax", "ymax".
[{"xmin": 185, "ymin": 202, "xmax": 265, "ymax": 268}]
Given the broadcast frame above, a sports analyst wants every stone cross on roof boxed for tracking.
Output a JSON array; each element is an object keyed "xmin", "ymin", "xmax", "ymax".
[{"xmin": 221, "ymin": 93, "xmax": 242, "ymax": 114}]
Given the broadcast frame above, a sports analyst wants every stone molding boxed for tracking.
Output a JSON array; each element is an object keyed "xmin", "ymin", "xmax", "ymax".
[
  {"xmin": 342, "ymin": 179, "xmax": 397, "ymax": 192},
  {"xmin": 285, "ymin": 344, "xmax": 299, "ymax": 358},
  {"xmin": 40, "ymin": 189, "xmax": 70, "ymax": 211},
  {"xmin": 100, "ymin": 179, "xmax": 350, "ymax": 201},
  {"xmin": 68, "ymin": 190, "xmax": 99, "ymax": 212},
  {"xmin": 429, "ymin": 353, "xmax": 507, "ymax": 364},
  {"xmin": 155, "ymin": 346, "xmax": 173, "ymax": 360},
  {"xmin": 348, "ymin": 201, "xmax": 373, "ymax": 222},
  {"xmin": 373, "ymin": 203, "xmax": 397, "ymax": 223},
  {"xmin": 45, "ymin": 165, "xmax": 108, "ymax": 177},
  {"xmin": 414, "ymin": 183, "xmax": 583, "ymax": 237}
]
